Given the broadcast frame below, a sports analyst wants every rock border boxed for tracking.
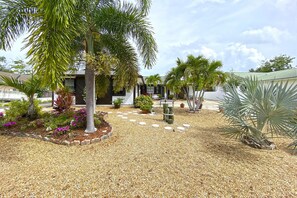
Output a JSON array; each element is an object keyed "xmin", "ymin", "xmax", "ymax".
[{"xmin": 4, "ymin": 124, "xmax": 113, "ymax": 146}]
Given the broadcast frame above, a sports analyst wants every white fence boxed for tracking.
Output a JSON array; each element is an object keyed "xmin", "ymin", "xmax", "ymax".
[{"xmin": 0, "ymin": 90, "xmax": 27, "ymax": 101}]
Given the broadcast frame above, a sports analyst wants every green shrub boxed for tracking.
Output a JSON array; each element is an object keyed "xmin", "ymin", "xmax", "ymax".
[
  {"xmin": 113, "ymin": 98, "xmax": 124, "ymax": 109},
  {"xmin": 5, "ymin": 100, "xmax": 41, "ymax": 121},
  {"xmin": 44, "ymin": 111, "xmax": 73, "ymax": 130},
  {"xmin": 168, "ymin": 94, "xmax": 174, "ymax": 100},
  {"xmin": 135, "ymin": 95, "xmax": 153, "ymax": 112},
  {"xmin": 94, "ymin": 117, "xmax": 101, "ymax": 126}
]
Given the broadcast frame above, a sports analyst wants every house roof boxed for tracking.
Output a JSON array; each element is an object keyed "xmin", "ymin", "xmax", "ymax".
[
  {"xmin": 65, "ymin": 70, "xmax": 145, "ymax": 84},
  {"xmin": 0, "ymin": 71, "xmax": 30, "ymax": 82},
  {"xmin": 232, "ymin": 68, "xmax": 297, "ymax": 81}
]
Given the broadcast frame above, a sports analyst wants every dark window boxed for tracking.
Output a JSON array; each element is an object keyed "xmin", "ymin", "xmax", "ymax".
[
  {"xmin": 65, "ymin": 79, "xmax": 75, "ymax": 93},
  {"xmin": 113, "ymin": 88, "xmax": 126, "ymax": 96},
  {"xmin": 205, "ymin": 86, "xmax": 216, "ymax": 92}
]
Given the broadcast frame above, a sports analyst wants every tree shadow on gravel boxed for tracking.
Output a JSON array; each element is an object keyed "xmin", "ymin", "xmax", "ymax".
[{"xmin": 188, "ymin": 126, "xmax": 260, "ymax": 162}]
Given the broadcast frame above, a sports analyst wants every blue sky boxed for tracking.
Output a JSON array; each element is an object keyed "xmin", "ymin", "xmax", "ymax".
[{"xmin": 1, "ymin": 0, "xmax": 296, "ymax": 76}]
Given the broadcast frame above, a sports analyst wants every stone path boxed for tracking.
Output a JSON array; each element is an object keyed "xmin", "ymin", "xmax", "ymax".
[{"xmin": 111, "ymin": 110, "xmax": 190, "ymax": 133}]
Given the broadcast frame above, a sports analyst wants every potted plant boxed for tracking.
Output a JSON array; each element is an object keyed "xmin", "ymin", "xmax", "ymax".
[
  {"xmin": 180, "ymin": 103, "xmax": 185, "ymax": 108},
  {"xmin": 113, "ymin": 98, "xmax": 124, "ymax": 109}
]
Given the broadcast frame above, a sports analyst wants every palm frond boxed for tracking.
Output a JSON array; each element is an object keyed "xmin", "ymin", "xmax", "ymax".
[
  {"xmin": 94, "ymin": 2, "xmax": 157, "ymax": 68},
  {"xmin": 0, "ymin": 0, "xmax": 36, "ymax": 50}
]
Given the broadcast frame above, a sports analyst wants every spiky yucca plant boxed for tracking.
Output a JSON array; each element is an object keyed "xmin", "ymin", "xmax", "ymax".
[{"xmin": 222, "ymin": 77, "xmax": 297, "ymax": 149}]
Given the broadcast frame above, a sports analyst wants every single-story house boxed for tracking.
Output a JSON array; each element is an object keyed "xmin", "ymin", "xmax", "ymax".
[
  {"xmin": 197, "ymin": 68, "xmax": 297, "ymax": 101},
  {"xmin": 62, "ymin": 71, "xmax": 145, "ymax": 105},
  {"xmin": 0, "ymin": 71, "xmax": 29, "ymax": 101},
  {"xmin": 140, "ymin": 76, "xmax": 171, "ymax": 99}
]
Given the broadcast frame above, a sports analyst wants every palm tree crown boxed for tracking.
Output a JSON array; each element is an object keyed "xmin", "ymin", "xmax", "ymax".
[{"xmin": 0, "ymin": 0, "xmax": 158, "ymax": 132}]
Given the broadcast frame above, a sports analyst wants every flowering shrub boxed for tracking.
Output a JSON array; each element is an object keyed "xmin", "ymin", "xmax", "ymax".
[
  {"xmin": 3, "ymin": 121, "xmax": 16, "ymax": 127},
  {"xmin": 0, "ymin": 112, "xmax": 3, "ymax": 118},
  {"xmin": 53, "ymin": 126, "xmax": 70, "ymax": 136},
  {"xmin": 71, "ymin": 108, "xmax": 87, "ymax": 128},
  {"xmin": 54, "ymin": 88, "xmax": 73, "ymax": 113}
]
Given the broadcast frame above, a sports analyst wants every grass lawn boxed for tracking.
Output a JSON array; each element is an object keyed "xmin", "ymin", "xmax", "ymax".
[{"xmin": 0, "ymin": 106, "xmax": 296, "ymax": 197}]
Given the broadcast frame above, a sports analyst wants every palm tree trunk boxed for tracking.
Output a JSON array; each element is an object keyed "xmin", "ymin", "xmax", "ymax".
[
  {"xmin": 85, "ymin": 32, "xmax": 96, "ymax": 133},
  {"xmin": 27, "ymin": 96, "xmax": 36, "ymax": 119},
  {"xmin": 183, "ymin": 87, "xmax": 193, "ymax": 111}
]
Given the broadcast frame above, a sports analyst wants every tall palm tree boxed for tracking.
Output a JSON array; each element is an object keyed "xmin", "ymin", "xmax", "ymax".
[
  {"xmin": 0, "ymin": 0, "xmax": 157, "ymax": 132},
  {"xmin": 168, "ymin": 55, "xmax": 224, "ymax": 112},
  {"xmin": 0, "ymin": 75, "xmax": 43, "ymax": 119}
]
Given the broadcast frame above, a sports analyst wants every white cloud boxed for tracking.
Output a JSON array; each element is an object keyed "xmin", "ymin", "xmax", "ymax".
[
  {"xmin": 188, "ymin": 0, "xmax": 241, "ymax": 7},
  {"xmin": 242, "ymin": 26, "xmax": 290, "ymax": 44},
  {"xmin": 200, "ymin": 46, "xmax": 218, "ymax": 59},
  {"xmin": 275, "ymin": 0, "xmax": 297, "ymax": 10},
  {"xmin": 222, "ymin": 43, "xmax": 265, "ymax": 70}
]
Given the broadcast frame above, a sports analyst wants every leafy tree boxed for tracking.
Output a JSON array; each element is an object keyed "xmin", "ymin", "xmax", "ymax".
[
  {"xmin": 222, "ymin": 77, "xmax": 297, "ymax": 149},
  {"xmin": 0, "ymin": 0, "xmax": 157, "ymax": 132},
  {"xmin": 166, "ymin": 55, "xmax": 225, "ymax": 112},
  {"xmin": 249, "ymin": 55, "xmax": 295, "ymax": 72},
  {"xmin": 0, "ymin": 56, "xmax": 11, "ymax": 72},
  {"xmin": 9, "ymin": 59, "xmax": 31, "ymax": 74},
  {"xmin": 0, "ymin": 75, "xmax": 44, "ymax": 119}
]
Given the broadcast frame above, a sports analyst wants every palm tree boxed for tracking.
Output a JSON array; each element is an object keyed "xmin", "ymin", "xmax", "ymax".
[
  {"xmin": 145, "ymin": 74, "xmax": 162, "ymax": 96},
  {"xmin": 222, "ymin": 77, "xmax": 297, "ymax": 149},
  {"xmin": 146, "ymin": 74, "xmax": 162, "ymax": 87},
  {"xmin": 164, "ymin": 67, "xmax": 183, "ymax": 98},
  {"xmin": 168, "ymin": 55, "xmax": 225, "ymax": 112},
  {"xmin": 0, "ymin": 75, "xmax": 43, "ymax": 119},
  {"xmin": 0, "ymin": 0, "xmax": 157, "ymax": 132}
]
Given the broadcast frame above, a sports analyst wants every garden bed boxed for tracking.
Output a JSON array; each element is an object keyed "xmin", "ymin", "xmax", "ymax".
[{"xmin": 0, "ymin": 119, "xmax": 112, "ymax": 146}]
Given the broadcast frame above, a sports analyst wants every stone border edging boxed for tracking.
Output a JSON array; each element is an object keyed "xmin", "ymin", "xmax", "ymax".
[{"xmin": 6, "ymin": 124, "xmax": 113, "ymax": 146}]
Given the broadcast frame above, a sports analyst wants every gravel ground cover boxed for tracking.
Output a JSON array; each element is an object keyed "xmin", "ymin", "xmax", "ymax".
[{"xmin": 0, "ymin": 106, "xmax": 296, "ymax": 197}]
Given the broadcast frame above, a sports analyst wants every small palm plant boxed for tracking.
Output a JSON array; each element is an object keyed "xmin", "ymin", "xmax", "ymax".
[
  {"xmin": 221, "ymin": 77, "xmax": 297, "ymax": 149},
  {"xmin": 0, "ymin": 75, "xmax": 43, "ymax": 119}
]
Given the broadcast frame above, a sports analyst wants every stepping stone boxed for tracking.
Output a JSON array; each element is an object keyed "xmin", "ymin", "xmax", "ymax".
[
  {"xmin": 139, "ymin": 122, "xmax": 146, "ymax": 125},
  {"xmin": 128, "ymin": 112, "xmax": 132, "ymax": 114},
  {"xmin": 164, "ymin": 126, "xmax": 172, "ymax": 130},
  {"xmin": 129, "ymin": 119, "xmax": 136, "ymax": 122},
  {"xmin": 152, "ymin": 124, "xmax": 159, "ymax": 128},
  {"xmin": 183, "ymin": 124, "xmax": 190, "ymax": 128},
  {"xmin": 123, "ymin": 113, "xmax": 128, "ymax": 115},
  {"xmin": 177, "ymin": 126, "xmax": 186, "ymax": 132},
  {"xmin": 117, "ymin": 115, "xmax": 124, "ymax": 117},
  {"xmin": 108, "ymin": 112, "xmax": 113, "ymax": 114},
  {"xmin": 116, "ymin": 112, "xmax": 122, "ymax": 114},
  {"xmin": 122, "ymin": 116, "xmax": 128, "ymax": 119},
  {"xmin": 133, "ymin": 113, "xmax": 138, "ymax": 115},
  {"xmin": 132, "ymin": 110, "xmax": 138, "ymax": 113}
]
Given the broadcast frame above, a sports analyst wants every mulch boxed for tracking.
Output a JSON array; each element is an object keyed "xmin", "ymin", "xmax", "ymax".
[{"xmin": 0, "ymin": 106, "xmax": 296, "ymax": 197}]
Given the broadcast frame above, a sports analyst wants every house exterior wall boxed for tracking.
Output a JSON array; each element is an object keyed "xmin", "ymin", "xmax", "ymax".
[
  {"xmin": 188, "ymin": 86, "xmax": 224, "ymax": 101},
  {"xmin": 112, "ymin": 89, "xmax": 134, "ymax": 105}
]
